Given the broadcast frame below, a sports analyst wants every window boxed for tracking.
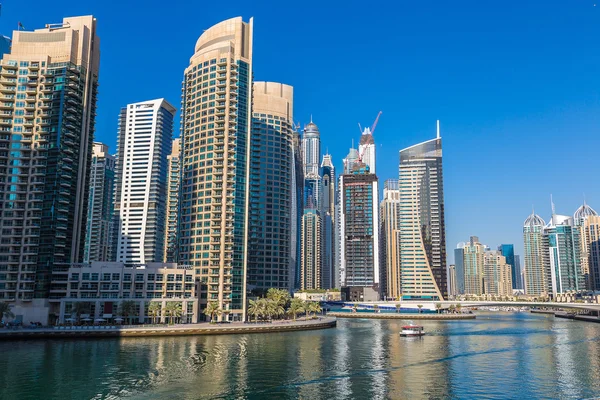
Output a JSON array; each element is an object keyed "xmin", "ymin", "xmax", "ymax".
[
  {"xmin": 124, "ymin": 274, "xmax": 131, "ymax": 281},
  {"xmin": 135, "ymin": 274, "xmax": 144, "ymax": 282}
]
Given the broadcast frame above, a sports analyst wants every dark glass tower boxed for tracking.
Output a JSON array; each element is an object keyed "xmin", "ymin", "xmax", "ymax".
[
  {"xmin": 498, "ymin": 244, "xmax": 517, "ymax": 290},
  {"xmin": 247, "ymin": 82, "xmax": 294, "ymax": 292}
]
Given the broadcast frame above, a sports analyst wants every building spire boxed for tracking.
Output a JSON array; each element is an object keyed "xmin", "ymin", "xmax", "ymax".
[
  {"xmin": 310, "ymin": 114, "xmax": 313, "ymax": 124},
  {"xmin": 436, "ymin": 120, "xmax": 440, "ymax": 139},
  {"xmin": 551, "ymin": 194, "xmax": 556, "ymax": 216}
]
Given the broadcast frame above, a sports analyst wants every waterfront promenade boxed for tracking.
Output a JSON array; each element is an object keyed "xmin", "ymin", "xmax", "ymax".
[
  {"xmin": 0, "ymin": 317, "xmax": 336, "ymax": 340},
  {"xmin": 328, "ymin": 312, "xmax": 475, "ymax": 320}
]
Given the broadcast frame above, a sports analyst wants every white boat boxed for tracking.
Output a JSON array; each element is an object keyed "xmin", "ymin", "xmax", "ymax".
[{"xmin": 400, "ymin": 324, "xmax": 425, "ymax": 337}]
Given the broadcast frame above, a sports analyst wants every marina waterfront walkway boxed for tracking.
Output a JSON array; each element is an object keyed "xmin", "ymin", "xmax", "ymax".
[{"xmin": 0, "ymin": 317, "xmax": 336, "ymax": 340}]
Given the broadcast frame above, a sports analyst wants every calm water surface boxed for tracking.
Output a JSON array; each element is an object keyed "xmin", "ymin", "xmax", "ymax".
[{"xmin": 1, "ymin": 312, "xmax": 600, "ymax": 399}]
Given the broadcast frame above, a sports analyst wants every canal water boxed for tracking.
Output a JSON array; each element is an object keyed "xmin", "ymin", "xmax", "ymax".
[{"xmin": 1, "ymin": 312, "xmax": 599, "ymax": 399}]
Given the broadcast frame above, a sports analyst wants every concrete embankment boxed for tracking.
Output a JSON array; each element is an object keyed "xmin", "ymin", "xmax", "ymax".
[
  {"xmin": 328, "ymin": 312, "xmax": 475, "ymax": 320},
  {"xmin": 554, "ymin": 312, "xmax": 600, "ymax": 324},
  {"xmin": 0, "ymin": 318, "xmax": 336, "ymax": 340}
]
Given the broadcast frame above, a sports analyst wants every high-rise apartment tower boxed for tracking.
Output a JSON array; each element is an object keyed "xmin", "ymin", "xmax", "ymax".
[
  {"xmin": 0, "ymin": 17, "xmax": 99, "ymax": 322},
  {"xmin": 179, "ymin": 17, "xmax": 253, "ymax": 321},
  {"xmin": 84, "ymin": 142, "xmax": 115, "ymax": 263},
  {"xmin": 247, "ymin": 82, "xmax": 295, "ymax": 291},
  {"xmin": 114, "ymin": 99, "xmax": 175, "ymax": 264}
]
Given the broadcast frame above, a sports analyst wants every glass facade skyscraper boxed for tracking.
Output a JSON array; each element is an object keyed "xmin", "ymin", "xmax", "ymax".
[
  {"xmin": 84, "ymin": 142, "xmax": 115, "ymax": 263},
  {"xmin": 498, "ymin": 244, "xmax": 517, "ymax": 290},
  {"xmin": 320, "ymin": 154, "xmax": 335, "ymax": 289},
  {"xmin": 523, "ymin": 212, "xmax": 548, "ymax": 296},
  {"xmin": 179, "ymin": 17, "xmax": 253, "ymax": 321},
  {"xmin": 398, "ymin": 127, "xmax": 447, "ymax": 300},
  {"xmin": 247, "ymin": 82, "xmax": 295, "ymax": 291},
  {"xmin": 340, "ymin": 164, "xmax": 379, "ymax": 288},
  {"xmin": 0, "ymin": 17, "xmax": 100, "ymax": 322}
]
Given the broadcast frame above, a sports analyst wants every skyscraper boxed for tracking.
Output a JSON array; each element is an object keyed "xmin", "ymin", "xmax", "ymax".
[
  {"xmin": 462, "ymin": 237, "xmax": 485, "ymax": 296},
  {"xmin": 164, "ymin": 138, "xmax": 181, "ymax": 262},
  {"xmin": 483, "ymin": 250, "xmax": 513, "ymax": 296},
  {"xmin": 114, "ymin": 99, "xmax": 175, "ymax": 264},
  {"xmin": 247, "ymin": 81, "xmax": 294, "ymax": 291},
  {"xmin": 448, "ymin": 264, "xmax": 457, "ymax": 297},
  {"xmin": 574, "ymin": 202, "xmax": 600, "ymax": 290},
  {"xmin": 179, "ymin": 17, "xmax": 253, "ymax": 322},
  {"xmin": 498, "ymin": 244, "xmax": 517, "ymax": 290},
  {"xmin": 514, "ymin": 255, "xmax": 523, "ymax": 290},
  {"xmin": 454, "ymin": 245, "xmax": 466, "ymax": 294},
  {"xmin": 380, "ymin": 179, "xmax": 401, "ymax": 300},
  {"xmin": 398, "ymin": 122, "xmax": 447, "ymax": 300},
  {"xmin": 0, "ymin": 17, "xmax": 99, "ymax": 321},
  {"xmin": 321, "ymin": 153, "xmax": 335, "ymax": 289},
  {"xmin": 301, "ymin": 208, "xmax": 322, "ymax": 290},
  {"xmin": 84, "ymin": 142, "xmax": 115, "ymax": 263},
  {"xmin": 291, "ymin": 129, "xmax": 304, "ymax": 289},
  {"xmin": 523, "ymin": 212, "xmax": 548, "ymax": 296},
  {"xmin": 302, "ymin": 119, "xmax": 320, "ymax": 178},
  {"xmin": 358, "ymin": 127, "xmax": 376, "ymax": 174},
  {"xmin": 544, "ymin": 212, "xmax": 584, "ymax": 296},
  {"xmin": 339, "ymin": 163, "xmax": 379, "ymax": 290}
]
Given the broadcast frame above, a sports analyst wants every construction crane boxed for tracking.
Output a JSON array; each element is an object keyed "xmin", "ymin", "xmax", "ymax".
[{"xmin": 357, "ymin": 111, "xmax": 382, "ymax": 163}]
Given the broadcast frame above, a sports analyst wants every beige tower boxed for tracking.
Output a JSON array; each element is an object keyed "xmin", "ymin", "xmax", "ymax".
[
  {"xmin": 574, "ymin": 203, "xmax": 600, "ymax": 291},
  {"xmin": 179, "ymin": 17, "xmax": 253, "ymax": 322},
  {"xmin": 483, "ymin": 250, "xmax": 513, "ymax": 296},
  {"xmin": 380, "ymin": 179, "xmax": 401, "ymax": 300},
  {"xmin": 0, "ymin": 16, "xmax": 99, "ymax": 323},
  {"xmin": 164, "ymin": 138, "xmax": 181, "ymax": 262}
]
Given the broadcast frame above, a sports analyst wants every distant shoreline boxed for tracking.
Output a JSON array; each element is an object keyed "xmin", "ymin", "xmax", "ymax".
[
  {"xmin": 328, "ymin": 312, "xmax": 476, "ymax": 320},
  {"xmin": 0, "ymin": 318, "xmax": 337, "ymax": 340}
]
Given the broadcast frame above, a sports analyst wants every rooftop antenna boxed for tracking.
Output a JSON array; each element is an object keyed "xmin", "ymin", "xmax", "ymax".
[
  {"xmin": 358, "ymin": 122, "xmax": 363, "ymax": 134},
  {"xmin": 437, "ymin": 120, "xmax": 440, "ymax": 139}
]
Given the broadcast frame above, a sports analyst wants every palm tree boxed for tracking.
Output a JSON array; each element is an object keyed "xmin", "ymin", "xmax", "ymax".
[
  {"xmin": 247, "ymin": 299, "xmax": 260, "ymax": 323},
  {"xmin": 456, "ymin": 303, "xmax": 462, "ymax": 314},
  {"xmin": 373, "ymin": 304, "xmax": 380, "ymax": 314},
  {"xmin": 448, "ymin": 304, "xmax": 456, "ymax": 314},
  {"xmin": 258, "ymin": 298, "xmax": 273, "ymax": 321},
  {"xmin": 266, "ymin": 288, "xmax": 290, "ymax": 309},
  {"xmin": 417, "ymin": 304, "xmax": 423, "ymax": 314},
  {"xmin": 352, "ymin": 302, "xmax": 359, "ymax": 313},
  {"xmin": 287, "ymin": 298, "xmax": 304, "ymax": 321},
  {"xmin": 0, "ymin": 301, "xmax": 14, "ymax": 322},
  {"xmin": 271, "ymin": 300, "xmax": 285, "ymax": 320},
  {"xmin": 120, "ymin": 301, "xmax": 137, "ymax": 325},
  {"xmin": 165, "ymin": 302, "xmax": 183, "ymax": 324},
  {"xmin": 147, "ymin": 302, "xmax": 162, "ymax": 324},
  {"xmin": 310, "ymin": 302, "xmax": 322, "ymax": 318},
  {"xmin": 204, "ymin": 301, "xmax": 221, "ymax": 323},
  {"xmin": 395, "ymin": 303, "xmax": 402, "ymax": 314},
  {"xmin": 435, "ymin": 303, "xmax": 442, "ymax": 314}
]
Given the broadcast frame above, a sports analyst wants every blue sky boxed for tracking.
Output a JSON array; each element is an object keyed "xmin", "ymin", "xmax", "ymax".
[{"xmin": 5, "ymin": 0, "xmax": 600, "ymax": 260}]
